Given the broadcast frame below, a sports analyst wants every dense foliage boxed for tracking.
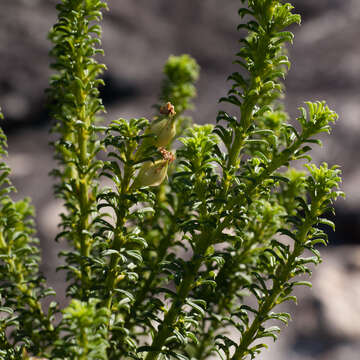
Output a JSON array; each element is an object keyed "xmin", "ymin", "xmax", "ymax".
[{"xmin": 0, "ymin": 1, "xmax": 343, "ymax": 359}]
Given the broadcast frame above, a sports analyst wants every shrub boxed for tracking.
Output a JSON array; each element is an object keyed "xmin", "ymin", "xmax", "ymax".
[{"xmin": 0, "ymin": 0, "xmax": 344, "ymax": 359}]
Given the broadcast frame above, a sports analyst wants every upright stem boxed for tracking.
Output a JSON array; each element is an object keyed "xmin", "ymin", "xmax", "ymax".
[
  {"xmin": 49, "ymin": 0, "xmax": 107, "ymax": 298},
  {"xmin": 124, "ymin": 221, "xmax": 177, "ymax": 328},
  {"xmin": 80, "ymin": 144, "xmax": 90, "ymax": 285},
  {"xmin": 76, "ymin": 57, "xmax": 92, "ymax": 293},
  {"xmin": 104, "ymin": 159, "xmax": 134, "ymax": 310},
  {"xmin": 145, "ymin": 162, "xmax": 210, "ymax": 359},
  {"xmin": 231, "ymin": 206, "xmax": 318, "ymax": 360},
  {"xmin": 227, "ymin": 128, "xmax": 246, "ymax": 170},
  {"xmin": 145, "ymin": 238, "xmax": 208, "ymax": 360}
]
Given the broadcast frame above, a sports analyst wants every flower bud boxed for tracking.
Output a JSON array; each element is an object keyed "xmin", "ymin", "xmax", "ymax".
[
  {"xmin": 132, "ymin": 148, "xmax": 175, "ymax": 189},
  {"xmin": 147, "ymin": 117, "xmax": 176, "ymax": 148},
  {"xmin": 133, "ymin": 160, "xmax": 168, "ymax": 188},
  {"xmin": 134, "ymin": 116, "xmax": 176, "ymax": 162},
  {"xmin": 142, "ymin": 102, "xmax": 176, "ymax": 149}
]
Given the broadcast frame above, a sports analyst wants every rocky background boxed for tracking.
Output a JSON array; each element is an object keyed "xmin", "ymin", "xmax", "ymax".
[{"xmin": 1, "ymin": 0, "xmax": 360, "ymax": 358}]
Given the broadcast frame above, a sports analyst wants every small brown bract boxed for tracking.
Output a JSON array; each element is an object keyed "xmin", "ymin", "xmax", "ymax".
[
  {"xmin": 160, "ymin": 102, "xmax": 176, "ymax": 117},
  {"xmin": 159, "ymin": 147, "xmax": 175, "ymax": 163}
]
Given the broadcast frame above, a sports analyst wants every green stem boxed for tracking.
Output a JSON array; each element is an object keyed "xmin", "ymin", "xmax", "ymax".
[
  {"xmin": 227, "ymin": 128, "xmax": 246, "ymax": 170},
  {"xmin": 7, "ymin": 256, "xmax": 53, "ymax": 355},
  {"xmin": 104, "ymin": 226, "xmax": 125, "ymax": 310},
  {"xmin": 104, "ymin": 160, "xmax": 134, "ymax": 310},
  {"xmin": 145, "ymin": 180, "xmax": 210, "ymax": 360},
  {"xmin": 74, "ymin": 13, "xmax": 94, "ymax": 295},
  {"xmin": 76, "ymin": 94, "xmax": 92, "ymax": 295},
  {"xmin": 218, "ymin": 128, "xmax": 314, "ymax": 237},
  {"xmin": 145, "ymin": 243, "xmax": 206, "ymax": 360},
  {"xmin": 125, "ymin": 223, "xmax": 176, "ymax": 328},
  {"xmin": 231, "ymin": 210, "xmax": 317, "ymax": 360}
]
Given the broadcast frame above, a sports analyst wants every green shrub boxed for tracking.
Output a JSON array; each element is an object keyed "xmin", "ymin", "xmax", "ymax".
[{"xmin": 0, "ymin": 1, "xmax": 344, "ymax": 359}]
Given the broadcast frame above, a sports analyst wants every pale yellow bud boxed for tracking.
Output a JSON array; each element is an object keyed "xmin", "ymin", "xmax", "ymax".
[
  {"xmin": 132, "ymin": 160, "xmax": 169, "ymax": 188},
  {"xmin": 140, "ymin": 102, "xmax": 176, "ymax": 149},
  {"xmin": 132, "ymin": 148, "xmax": 175, "ymax": 189},
  {"xmin": 147, "ymin": 117, "xmax": 176, "ymax": 148}
]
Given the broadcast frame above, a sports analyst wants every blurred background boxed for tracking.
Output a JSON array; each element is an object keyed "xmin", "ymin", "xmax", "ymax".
[{"xmin": 1, "ymin": 0, "xmax": 360, "ymax": 358}]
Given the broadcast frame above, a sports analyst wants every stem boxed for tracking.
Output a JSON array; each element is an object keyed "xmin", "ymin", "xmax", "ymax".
[
  {"xmin": 145, "ymin": 240, "xmax": 207, "ymax": 360},
  {"xmin": 7, "ymin": 255, "xmax": 53, "ymax": 355},
  {"xmin": 104, "ymin": 226, "xmax": 125, "ymax": 310},
  {"xmin": 72, "ymin": 11, "xmax": 97, "ymax": 296},
  {"xmin": 197, "ymin": 132, "xmax": 316, "ymax": 357},
  {"xmin": 104, "ymin": 159, "xmax": 134, "ymax": 310},
  {"xmin": 227, "ymin": 128, "xmax": 246, "ymax": 170},
  {"xmin": 219, "ymin": 128, "xmax": 313, "ymax": 237},
  {"xmin": 145, "ymin": 171, "xmax": 210, "ymax": 360},
  {"xmin": 76, "ymin": 83, "xmax": 92, "ymax": 295},
  {"xmin": 125, "ymin": 223, "xmax": 176, "ymax": 328},
  {"xmin": 231, "ymin": 208, "xmax": 318, "ymax": 360},
  {"xmin": 195, "ymin": 234, "xmax": 263, "ymax": 360}
]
